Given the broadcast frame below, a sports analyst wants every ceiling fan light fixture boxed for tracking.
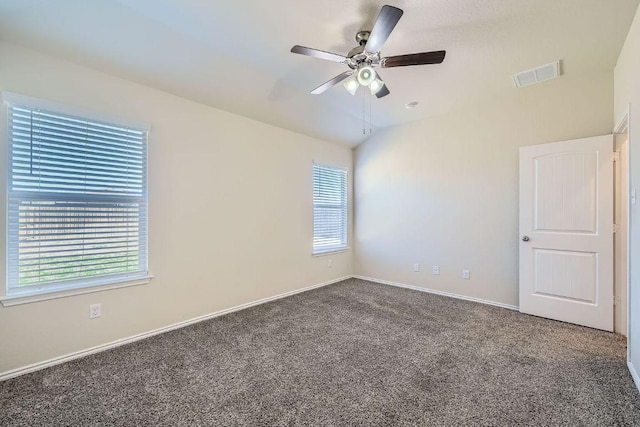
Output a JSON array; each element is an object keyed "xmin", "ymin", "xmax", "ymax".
[
  {"xmin": 343, "ymin": 76, "xmax": 360, "ymax": 95},
  {"xmin": 357, "ymin": 65, "xmax": 376, "ymax": 86},
  {"xmin": 369, "ymin": 78, "xmax": 384, "ymax": 95}
]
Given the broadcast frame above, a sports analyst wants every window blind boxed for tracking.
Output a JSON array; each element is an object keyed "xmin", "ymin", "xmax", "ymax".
[
  {"xmin": 313, "ymin": 164, "xmax": 347, "ymax": 254},
  {"xmin": 6, "ymin": 103, "xmax": 148, "ymax": 294}
]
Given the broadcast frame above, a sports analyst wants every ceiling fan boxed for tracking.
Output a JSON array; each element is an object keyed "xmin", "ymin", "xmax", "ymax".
[{"xmin": 290, "ymin": 5, "xmax": 446, "ymax": 98}]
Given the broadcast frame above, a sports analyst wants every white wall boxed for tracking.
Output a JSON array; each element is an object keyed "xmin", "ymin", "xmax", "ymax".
[
  {"xmin": 615, "ymin": 3, "xmax": 640, "ymax": 386},
  {"xmin": 354, "ymin": 72, "xmax": 613, "ymax": 307},
  {"xmin": 0, "ymin": 42, "xmax": 353, "ymax": 375}
]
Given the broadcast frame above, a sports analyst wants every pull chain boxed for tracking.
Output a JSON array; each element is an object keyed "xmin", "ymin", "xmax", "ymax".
[
  {"xmin": 362, "ymin": 89, "xmax": 366, "ymax": 134},
  {"xmin": 361, "ymin": 88, "xmax": 374, "ymax": 135},
  {"xmin": 369, "ymin": 92, "xmax": 372, "ymax": 134}
]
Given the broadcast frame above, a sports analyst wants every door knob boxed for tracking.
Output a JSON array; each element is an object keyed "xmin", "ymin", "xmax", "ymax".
[{"xmin": 522, "ymin": 236, "xmax": 530, "ymax": 242}]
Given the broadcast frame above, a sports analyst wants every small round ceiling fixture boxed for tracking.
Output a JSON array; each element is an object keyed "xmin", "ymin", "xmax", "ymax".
[
  {"xmin": 357, "ymin": 65, "xmax": 376, "ymax": 86},
  {"xmin": 405, "ymin": 101, "xmax": 419, "ymax": 109}
]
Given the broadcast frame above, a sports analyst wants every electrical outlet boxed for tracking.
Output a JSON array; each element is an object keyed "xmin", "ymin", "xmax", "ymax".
[
  {"xmin": 463, "ymin": 270, "xmax": 470, "ymax": 280},
  {"xmin": 327, "ymin": 258, "xmax": 333, "ymax": 268},
  {"xmin": 89, "ymin": 303, "xmax": 101, "ymax": 319},
  {"xmin": 432, "ymin": 265, "xmax": 440, "ymax": 275},
  {"xmin": 413, "ymin": 263, "xmax": 420, "ymax": 272}
]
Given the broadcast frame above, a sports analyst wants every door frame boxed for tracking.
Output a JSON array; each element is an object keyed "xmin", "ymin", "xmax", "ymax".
[{"xmin": 614, "ymin": 109, "xmax": 630, "ymax": 344}]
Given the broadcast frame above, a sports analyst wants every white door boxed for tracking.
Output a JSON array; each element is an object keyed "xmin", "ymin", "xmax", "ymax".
[{"xmin": 519, "ymin": 135, "xmax": 614, "ymax": 331}]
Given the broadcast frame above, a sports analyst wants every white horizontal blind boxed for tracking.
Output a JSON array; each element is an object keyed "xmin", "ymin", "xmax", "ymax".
[
  {"xmin": 7, "ymin": 103, "xmax": 148, "ymax": 294},
  {"xmin": 313, "ymin": 164, "xmax": 347, "ymax": 253}
]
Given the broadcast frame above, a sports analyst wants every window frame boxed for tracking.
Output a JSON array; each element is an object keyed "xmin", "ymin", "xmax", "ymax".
[
  {"xmin": 1, "ymin": 92, "xmax": 152, "ymax": 306},
  {"xmin": 312, "ymin": 163, "xmax": 349, "ymax": 255}
]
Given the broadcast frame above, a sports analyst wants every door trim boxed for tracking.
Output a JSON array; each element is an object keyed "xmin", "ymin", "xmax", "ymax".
[{"xmin": 614, "ymin": 107, "xmax": 630, "ymax": 353}]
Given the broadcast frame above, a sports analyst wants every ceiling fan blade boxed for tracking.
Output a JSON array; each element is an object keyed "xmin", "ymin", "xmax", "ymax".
[
  {"xmin": 365, "ymin": 5, "xmax": 403, "ymax": 53},
  {"xmin": 310, "ymin": 71, "xmax": 353, "ymax": 94},
  {"xmin": 382, "ymin": 50, "xmax": 446, "ymax": 67},
  {"xmin": 291, "ymin": 45, "xmax": 347, "ymax": 63},
  {"xmin": 374, "ymin": 71, "xmax": 390, "ymax": 98}
]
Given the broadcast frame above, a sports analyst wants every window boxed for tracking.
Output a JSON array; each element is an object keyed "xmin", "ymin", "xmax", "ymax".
[
  {"xmin": 313, "ymin": 164, "xmax": 348, "ymax": 254},
  {"xmin": 4, "ymin": 93, "xmax": 149, "ymax": 298}
]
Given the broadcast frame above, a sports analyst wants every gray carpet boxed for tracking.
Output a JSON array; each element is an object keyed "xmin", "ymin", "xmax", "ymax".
[{"xmin": 1, "ymin": 278, "xmax": 639, "ymax": 426}]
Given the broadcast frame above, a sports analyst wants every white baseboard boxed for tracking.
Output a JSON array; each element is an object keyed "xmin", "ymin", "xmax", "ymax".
[
  {"xmin": 629, "ymin": 361, "xmax": 640, "ymax": 393},
  {"xmin": 0, "ymin": 275, "xmax": 350, "ymax": 382},
  {"xmin": 353, "ymin": 275, "xmax": 519, "ymax": 311}
]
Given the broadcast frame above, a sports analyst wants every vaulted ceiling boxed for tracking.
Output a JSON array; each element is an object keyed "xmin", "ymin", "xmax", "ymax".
[{"xmin": 0, "ymin": 0, "xmax": 638, "ymax": 146}]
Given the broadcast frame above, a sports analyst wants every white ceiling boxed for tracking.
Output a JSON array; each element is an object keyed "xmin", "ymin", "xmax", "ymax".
[{"xmin": 0, "ymin": 0, "xmax": 638, "ymax": 147}]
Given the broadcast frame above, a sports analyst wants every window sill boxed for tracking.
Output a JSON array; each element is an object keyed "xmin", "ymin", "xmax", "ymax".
[
  {"xmin": 0, "ymin": 275, "xmax": 154, "ymax": 307},
  {"xmin": 312, "ymin": 247, "xmax": 350, "ymax": 257}
]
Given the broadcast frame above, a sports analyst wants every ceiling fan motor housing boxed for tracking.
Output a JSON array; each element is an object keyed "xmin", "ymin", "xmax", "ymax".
[{"xmin": 347, "ymin": 34, "xmax": 381, "ymax": 69}]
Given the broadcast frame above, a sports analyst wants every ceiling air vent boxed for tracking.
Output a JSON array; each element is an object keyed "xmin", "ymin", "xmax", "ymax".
[{"xmin": 512, "ymin": 61, "xmax": 561, "ymax": 88}]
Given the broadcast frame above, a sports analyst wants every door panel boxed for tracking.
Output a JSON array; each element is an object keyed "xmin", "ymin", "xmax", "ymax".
[
  {"xmin": 533, "ymin": 249, "xmax": 596, "ymax": 303},
  {"xmin": 519, "ymin": 135, "xmax": 613, "ymax": 331},
  {"xmin": 535, "ymin": 152, "xmax": 597, "ymax": 232}
]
